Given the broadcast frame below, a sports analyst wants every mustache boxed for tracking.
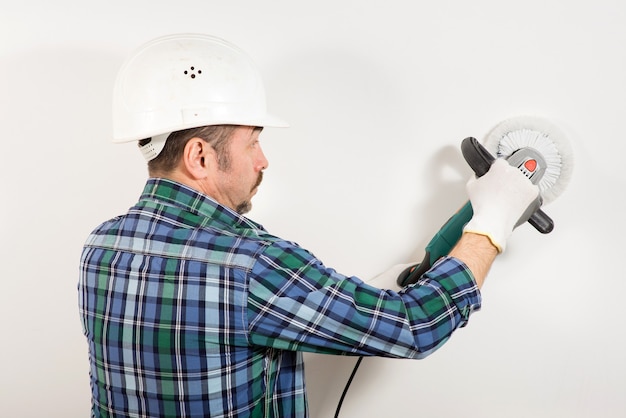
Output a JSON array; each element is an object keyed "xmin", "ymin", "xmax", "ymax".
[{"xmin": 252, "ymin": 171, "xmax": 263, "ymax": 190}]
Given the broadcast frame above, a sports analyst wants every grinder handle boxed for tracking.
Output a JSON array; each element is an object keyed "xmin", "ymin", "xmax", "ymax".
[
  {"xmin": 461, "ymin": 137, "xmax": 554, "ymax": 234},
  {"xmin": 397, "ymin": 201, "xmax": 474, "ymax": 287}
]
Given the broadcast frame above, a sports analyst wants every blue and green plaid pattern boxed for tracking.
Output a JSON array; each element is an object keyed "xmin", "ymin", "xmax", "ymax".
[{"xmin": 79, "ymin": 178, "xmax": 481, "ymax": 417}]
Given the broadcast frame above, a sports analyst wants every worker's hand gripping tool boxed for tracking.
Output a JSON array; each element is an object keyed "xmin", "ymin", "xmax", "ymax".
[{"xmin": 397, "ymin": 137, "xmax": 553, "ymax": 287}]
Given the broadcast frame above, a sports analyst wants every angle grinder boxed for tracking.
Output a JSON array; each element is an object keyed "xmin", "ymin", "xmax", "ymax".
[{"xmin": 397, "ymin": 116, "xmax": 573, "ymax": 287}]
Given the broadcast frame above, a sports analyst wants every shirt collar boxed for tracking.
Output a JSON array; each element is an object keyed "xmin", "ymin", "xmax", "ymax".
[{"xmin": 140, "ymin": 178, "xmax": 265, "ymax": 232}]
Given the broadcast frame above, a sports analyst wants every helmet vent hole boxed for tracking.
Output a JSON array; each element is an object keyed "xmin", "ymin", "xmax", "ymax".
[{"xmin": 183, "ymin": 66, "xmax": 202, "ymax": 79}]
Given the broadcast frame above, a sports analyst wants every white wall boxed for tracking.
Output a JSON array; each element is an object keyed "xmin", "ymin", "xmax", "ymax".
[{"xmin": 1, "ymin": 1, "xmax": 624, "ymax": 416}]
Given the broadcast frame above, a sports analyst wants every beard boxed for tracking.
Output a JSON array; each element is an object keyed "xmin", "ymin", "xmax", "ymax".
[
  {"xmin": 235, "ymin": 171, "xmax": 263, "ymax": 215},
  {"xmin": 235, "ymin": 201, "xmax": 251, "ymax": 215}
]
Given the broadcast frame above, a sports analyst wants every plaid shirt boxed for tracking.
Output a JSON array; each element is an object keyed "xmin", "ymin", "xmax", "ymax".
[{"xmin": 79, "ymin": 178, "xmax": 481, "ymax": 417}]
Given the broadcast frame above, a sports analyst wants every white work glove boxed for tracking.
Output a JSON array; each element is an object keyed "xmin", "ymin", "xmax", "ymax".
[{"xmin": 463, "ymin": 159, "xmax": 540, "ymax": 252}]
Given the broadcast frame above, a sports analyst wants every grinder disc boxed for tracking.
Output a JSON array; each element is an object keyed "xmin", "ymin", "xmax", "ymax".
[{"xmin": 483, "ymin": 116, "xmax": 574, "ymax": 204}]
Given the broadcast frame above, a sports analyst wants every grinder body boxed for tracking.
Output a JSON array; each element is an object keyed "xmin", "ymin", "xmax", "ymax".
[{"xmin": 397, "ymin": 137, "xmax": 553, "ymax": 287}]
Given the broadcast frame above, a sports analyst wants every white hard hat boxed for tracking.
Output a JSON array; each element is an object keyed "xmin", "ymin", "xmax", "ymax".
[{"xmin": 112, "ymin": 33, "xmax": 287, "ymax": 160}]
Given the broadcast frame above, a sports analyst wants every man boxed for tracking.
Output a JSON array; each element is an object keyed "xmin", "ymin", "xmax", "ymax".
[{"xmin": 79, "ymin": 33, "xmax": 539, "ymax": 417}]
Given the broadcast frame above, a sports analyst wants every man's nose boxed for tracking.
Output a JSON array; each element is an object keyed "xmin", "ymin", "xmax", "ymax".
[{"xmin": 258, "ymin": 149, "xmax": 269, "ymax": 171}]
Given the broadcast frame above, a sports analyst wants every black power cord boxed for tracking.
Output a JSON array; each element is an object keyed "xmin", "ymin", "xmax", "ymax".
[{"xmin": 333, "ymin": 356, "xmax": 364, "ymax": 418}]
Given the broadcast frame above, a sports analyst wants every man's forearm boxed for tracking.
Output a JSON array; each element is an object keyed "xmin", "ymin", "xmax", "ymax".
[{"xmin": 448, "ymin": 232, "xmax": 498, "ymax": 289}]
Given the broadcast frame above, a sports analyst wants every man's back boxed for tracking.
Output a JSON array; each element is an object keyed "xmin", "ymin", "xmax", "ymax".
[{"xmin": 78, "ymin": 178, "xmax": 306, "ymax": 417}]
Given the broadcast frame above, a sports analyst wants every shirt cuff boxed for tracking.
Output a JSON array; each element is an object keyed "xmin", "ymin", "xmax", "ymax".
[{"xmin": 423, "ymin": 256, "xmax": 482, "ymax": 325}]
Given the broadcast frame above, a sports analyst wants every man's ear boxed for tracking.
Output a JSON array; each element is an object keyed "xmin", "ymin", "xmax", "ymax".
[{"xmin": 182, "ymin": 138, "xmax": 215, "ymax": 180}]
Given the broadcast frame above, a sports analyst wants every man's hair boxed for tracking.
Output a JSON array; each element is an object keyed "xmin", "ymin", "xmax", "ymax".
[{"xmin": 139, "ymin": 125, "xmax": 238, "ymax": 175}]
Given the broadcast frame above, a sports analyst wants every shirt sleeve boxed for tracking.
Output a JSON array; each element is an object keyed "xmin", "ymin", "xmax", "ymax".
[{"xmin": 246, "ymin": 239, "xmax": 481, "ymax": 359}]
